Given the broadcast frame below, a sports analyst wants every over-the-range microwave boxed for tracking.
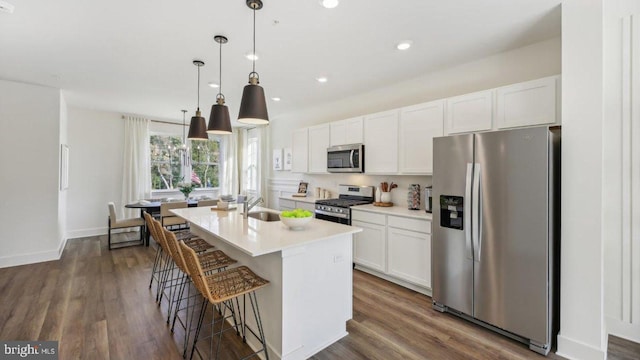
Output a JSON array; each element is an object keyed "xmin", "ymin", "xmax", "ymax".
[{"xmin": 327, "ymin": 143, "xmax": 364, "ymax": 173}]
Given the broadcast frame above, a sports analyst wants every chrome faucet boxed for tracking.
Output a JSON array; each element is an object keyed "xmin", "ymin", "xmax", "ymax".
[{"xmin": 243, "ymin": 196, "xmax": 263, "ymax": 218}]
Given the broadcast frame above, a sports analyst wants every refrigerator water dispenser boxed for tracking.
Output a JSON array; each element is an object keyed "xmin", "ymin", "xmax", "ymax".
[{"xmin": 440, "ymin": 195, "xmax": 464, "ymax": 230}]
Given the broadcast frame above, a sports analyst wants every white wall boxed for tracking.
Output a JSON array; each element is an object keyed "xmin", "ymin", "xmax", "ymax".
[
  {"xmin": 558, "ymin": 1, "xmax": 607, "ymax": 359},
  {"xmin": 0, "ymin": 79, "xmax": 64, "ymax": 268},
  {"xmin": 66, "ymin": 107, "xmax": 125, "ymax": 238},
  {"xmin": 602, "ymin": 0, "xmax": 640, "ymax": 345}
]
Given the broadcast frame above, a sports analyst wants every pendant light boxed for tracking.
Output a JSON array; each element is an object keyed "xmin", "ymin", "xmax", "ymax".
[
  {"xmin": 207, "ymin": 35, "xmax": 233, "ymax": 134},
  {"xmin": 188, "ymin": 60, "xmax": 209, "ymax": 140},
  {"xmin": 238, "ymin": 0, "xmax": 269, "ymax": 125},
  {"xmin": 179, "ymin": 109, "xmax": 191, "ymax": 166}
]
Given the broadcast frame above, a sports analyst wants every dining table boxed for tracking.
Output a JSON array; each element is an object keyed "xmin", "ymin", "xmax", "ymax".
[{"xmin": 125, "ymin": 199, "xmax": 198, "ymax": 246}]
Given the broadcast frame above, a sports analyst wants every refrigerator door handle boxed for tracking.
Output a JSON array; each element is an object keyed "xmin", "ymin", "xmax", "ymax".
[
  {"xmin": 465, "ymin": 163, "xmax": 473, "ymax": 260},
  {"xmin": 472, "ymin": 164, "xmax": 482, "ymax": 261}
]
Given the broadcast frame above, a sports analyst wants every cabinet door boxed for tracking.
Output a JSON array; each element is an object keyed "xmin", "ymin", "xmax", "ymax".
[
  {"xmin": 330, "ymin": 117, "xmax": 363, "ymax": 146},
  {"xmin": 280, "ymin": 199, "xmax": 296, "ymax": 210},
  {"xmin": 352, "ymin": 220, "xmax": 387, "ymax": 273},
  {"xmin": 344, "ymin": 117, "xmax": 364, "ymax": 144},
  {"xmin": 496, "ymin": 76, "xmax": 558, "ymax": 129},
  {"xmin": 291, "ymin": 128, "xmax": 308, "ymax": 173},
  {"xmin": 308, "ymin": 124, "xmax": 330, "ymax": 173},
  {"xmin": 399, "ymin": 100, "xmax": 444, "ymax": 174},
  {"xmin": 387, "ymin": 226, "xmax": 431, "ymax": 288},
  {"xmin": 446, "ymin": 90, "xmax": 493, "ymax": 134},
  {"xmin": 295, "ymin": 201, "xmax": 316, "ymax": 215},
  {"xmin": 363, "ymin": 110, "xmax": 399, "ymax": 174}
]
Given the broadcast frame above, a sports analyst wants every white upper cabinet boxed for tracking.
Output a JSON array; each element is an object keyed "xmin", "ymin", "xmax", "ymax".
[
  {"xmin": 330, "ymin": 117, "xmax": 363, "ymax": 146},
  {"xmin": 496, "ymin": 76, "xmax": 559, "ymax": 129},
  {"xmin": 307, "ymin": 124, "xmax": 330, "ymax": 173},
  {"xmin": 363, "ymin": 110, "xmax": 399, "ymax": 174},
  {"xmin": 291, "ymin": 128, "xmax": 308, "ymax": 173},
  {"xmin": 399, "ymin": 100, "xmax": 444, "ymax": 174},
  {"xmin": 445, "ymin": 89, "xmax": 493, "ymax": 134}
]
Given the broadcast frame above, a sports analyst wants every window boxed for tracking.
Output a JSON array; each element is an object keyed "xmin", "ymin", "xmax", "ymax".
[
  {"xmin": 150, "ymin": 135, "xmax": 220, "ymax": 190},
  {"xmin": 242, "ymin": 128, "xmax": 261, "ymax": 197}
]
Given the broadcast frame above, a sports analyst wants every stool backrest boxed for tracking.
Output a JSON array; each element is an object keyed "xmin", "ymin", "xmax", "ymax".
[
  {"xmin": 144, "ymin": 213, "xmax": 165, "ymax": 251},
  {"xmin": 179, "ymin": 241, "xmax": 210, "ymax": 302},
  {"xmin": 162, "ymin": 227, "xmax": 189, "ymax": 274}
]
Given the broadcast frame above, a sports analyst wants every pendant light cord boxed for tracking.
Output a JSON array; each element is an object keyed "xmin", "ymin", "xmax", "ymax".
[
  {"xmin": 182, "ymin": 111, "xmax": 186, "ymax": 142},
  {"xmin": 219, "ymin": 39, "xmax": 223, "ymax": 97},
  {"xmin": 252, "ymin": 6, "xmax": 256, "ymax": 74},
  {"xmin": 197, "ymin": 65, "xmax": 201, "ymax": 111}
]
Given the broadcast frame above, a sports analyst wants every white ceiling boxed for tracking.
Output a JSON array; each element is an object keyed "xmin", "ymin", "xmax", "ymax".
[{"xmin": 0, "ymin": 0, "xmax": 561, "ymax": 125}]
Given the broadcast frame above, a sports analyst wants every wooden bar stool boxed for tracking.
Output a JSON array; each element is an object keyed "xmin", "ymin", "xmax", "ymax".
[
  {"xmin": 179, "ymin": 241, "xmax": 270, "ymax": 360},
  {"xmin": 160, "ymin": 226, "xmax": 237, "ymax": 358}
]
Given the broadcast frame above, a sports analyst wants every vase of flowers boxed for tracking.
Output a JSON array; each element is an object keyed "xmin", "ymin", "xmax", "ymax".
[{"xmin": 178, "ymin": 182, "xmax": 195, "ymax": 200}]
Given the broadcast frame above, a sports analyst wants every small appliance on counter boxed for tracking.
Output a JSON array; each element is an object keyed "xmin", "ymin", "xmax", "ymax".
[
  {"xmin": 407, "ymin": 184, "xmax": 420, "ymax": 210},
  {"xmin": 424, "ymin": 186, "xmax": 433, "ymax": 213}
]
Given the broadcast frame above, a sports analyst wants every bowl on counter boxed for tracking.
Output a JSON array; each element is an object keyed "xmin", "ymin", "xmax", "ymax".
[{"xmin": 279, "ymin": 214, "xmax": 312, "ymax": 230}]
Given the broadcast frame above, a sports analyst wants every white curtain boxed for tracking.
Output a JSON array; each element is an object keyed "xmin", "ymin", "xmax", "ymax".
[
  {"xmin": 220, "ymin": 130, "xmax": 240, "ymax": 196},
  {"xmin": 121, "ymin": 116, "xmax": 151, "ymax": 218},
  {"xmin": 256, "ymin": 126, "xmax": 269, "ymax": 198}
]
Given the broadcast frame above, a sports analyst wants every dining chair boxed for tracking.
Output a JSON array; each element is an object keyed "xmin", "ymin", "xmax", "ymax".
[
  {"xmin": 197, "ymin": 199, "xmax": 218, "ymax": 207},
  {"xmin": 161, "ymin": 201, "xmax": 189, "ymax": 230},
  {"xmin": 107, "ymin": 202, "xmax": 145, "ymax": 250}
]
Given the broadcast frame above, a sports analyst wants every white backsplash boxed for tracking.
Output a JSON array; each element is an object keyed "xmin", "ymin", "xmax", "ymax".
[{"xmin": 297, "ymin": 173, "xmax": 432, "ymax": 210}]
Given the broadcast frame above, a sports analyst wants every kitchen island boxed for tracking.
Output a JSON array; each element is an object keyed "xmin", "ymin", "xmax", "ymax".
[{"xmin": 170, "ymin": 205, "xmax": 362, "ymax": 360}]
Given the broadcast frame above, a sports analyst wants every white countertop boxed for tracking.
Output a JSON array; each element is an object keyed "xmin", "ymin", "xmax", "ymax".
[
  {"xmin": 279, "ymin": 194, "xmax": 320, "ymax": 204},
  {"xmin": 171, "ymin": 205, "xmax": 362, "ymax": 257},
  {"xmin": 352, "ymin": 203, "xmax": 433, "ymax": 220}
]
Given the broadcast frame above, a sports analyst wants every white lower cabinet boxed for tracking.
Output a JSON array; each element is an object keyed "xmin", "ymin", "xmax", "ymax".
[
  {"xmin": 387, "ymin": 226, "xmax": 431, "ymax": 289},
  {"xmin": 352, "ymin": 220, "xmax": 387, "ymax": 273},
  {"xmin": 352, "ymin": 209, "xmax": 432, "ymax": 294}
]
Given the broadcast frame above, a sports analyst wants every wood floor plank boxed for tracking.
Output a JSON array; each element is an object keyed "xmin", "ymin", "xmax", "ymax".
[{"xmin": 0, "ymin": 233, "xmax": 637, "ymax": 360}]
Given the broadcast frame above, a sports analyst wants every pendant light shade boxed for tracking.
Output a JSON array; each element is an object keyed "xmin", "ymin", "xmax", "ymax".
[
  {"xmin": 188, "ymin": 60, "xmax": 209, "ymax": 140},
  {"xmin": 238, "ymin": 0, "xmax": 269, "ymax": 125},
  {"xmin": 238, "ymin": 74, "xmax": 268, "ymax": 124},
  {"xmin": 208, "ymin": 35, "xmax": 233, "ymax": 134}
]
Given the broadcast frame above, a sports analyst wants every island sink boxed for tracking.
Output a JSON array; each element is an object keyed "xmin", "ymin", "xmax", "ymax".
[{"xmin": 247, "ymin": 211, "xmax": 280, "ymax": 222}]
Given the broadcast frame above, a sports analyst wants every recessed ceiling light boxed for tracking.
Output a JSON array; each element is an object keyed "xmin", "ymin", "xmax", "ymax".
[
  {"xmin": 271, "ymin": 97, "xmax": 281, "ymax": 102},
  {"xmin": 245, "ymin": 52, "xmax": 259, "ymax": 61},
  {"xmin": 316, "ymin": 77, "xmax": 328, "ymax": 83},
  {"xmin": 208, "ymin": 82, "xmax": 219, "ymax": 88},
  {"xmin": 320, "ymin": 0, "xmax": 339, "ymax": 9},
  {"xmin": 397, "ymin": 41, "xmax": 413, "ymax": 50}
]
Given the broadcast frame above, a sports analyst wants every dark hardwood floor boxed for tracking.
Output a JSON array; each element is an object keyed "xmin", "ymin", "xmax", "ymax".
[{"xmin": 0, "ymin": 234, "xmax": 637, "ymax": 359}]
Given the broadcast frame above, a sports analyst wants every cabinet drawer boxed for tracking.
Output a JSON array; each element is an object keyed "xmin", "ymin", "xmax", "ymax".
[
  {"xmin": 388, "ymin": 216, "xmax": 431, "ymax": 234},
  {"xmin": 351, "ymin": 210, "xmax": 386, "ymax": 225},
  {"xmin": 280, "ymin": 199, "xmax": 296, "ymax": 209}
]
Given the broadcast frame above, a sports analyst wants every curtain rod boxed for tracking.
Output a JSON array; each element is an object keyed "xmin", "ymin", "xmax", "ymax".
[
  {"xmin": 121, "ymin": 115, "xmax": 186, "ymax": 127},
  {"xmin": 121, "ymin": 115, "xmax": 248, "ymax": 129}
]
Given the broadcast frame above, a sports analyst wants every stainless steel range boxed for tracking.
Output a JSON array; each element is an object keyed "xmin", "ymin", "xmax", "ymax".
[{"xmin": 315, "ymin": 185, "xmax": 374, "ymax": 225}]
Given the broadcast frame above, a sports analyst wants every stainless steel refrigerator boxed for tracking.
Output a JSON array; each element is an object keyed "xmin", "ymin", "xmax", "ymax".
[{"xmin": 432, "ymin": 126, "xmax": 560, "ymax": 355}]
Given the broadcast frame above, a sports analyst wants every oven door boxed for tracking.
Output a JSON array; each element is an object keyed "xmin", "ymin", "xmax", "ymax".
[
  {"xmin": 315, "ymin": 210, "xmax": 351, "ymax": 225},
  {"xmin": 327, "ymin": 144, "xmax": 364, "ymax": 173}
]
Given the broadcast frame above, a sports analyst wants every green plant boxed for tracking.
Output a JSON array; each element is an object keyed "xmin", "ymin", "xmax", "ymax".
[{"xmin": 177, "ymin": 182, "xmax": 195, "ymax": 198}]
